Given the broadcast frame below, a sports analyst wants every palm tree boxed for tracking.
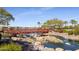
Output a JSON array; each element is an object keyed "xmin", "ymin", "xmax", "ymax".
[
  {"xmin": 64, "ymin": 21, "xmax": 68, "ymax": 28},
  {"xmin": 0, "ymin": 8, "xmax": 14, "ymax": 26},
  {"xmin": 70, "ymin": 19, "xmax": 78, "ymax": 44},
  {"xmin": 70, "ymin": 19, "xmax": 77, "ymax": 27},
  {"xmin": 42, "ymin": 18, "xmax": 64, "ymax": 29},
  {"xmin": 37, "ymin": 22, "xmax": 41, "ymax": 27},
  {"xmin": 64, "ymin": 21, "xmax": 68, "ymax": 43},
  {"xmin": 70, "ymin": 19, "xmax": 78, "ymax": 33}
]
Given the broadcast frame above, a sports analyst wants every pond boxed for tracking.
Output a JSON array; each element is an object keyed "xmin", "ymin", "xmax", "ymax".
[
  {"xmin": 43, "ymin": 35, "xmax": 79, "ymax": 51},
  {"xmin": 44, "ymin": 41, "xmax": 79, "ymax": 51}
]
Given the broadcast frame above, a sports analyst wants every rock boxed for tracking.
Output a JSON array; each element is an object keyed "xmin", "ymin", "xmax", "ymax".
[
  {"xmin": 34, "ymin": 41, "xmax": 41, "ymax": 45},
  {"xmin": 55, "ymin": 48, "xmax": 64, "ymax": 51},
  {"xmin": 35, "ymin": 37, "xmax": 47, "ymax": 44},
  {"xmin": 45, "ymin": 36, "xmax": 63, "ymax": 44},
  {"xmin": 35, "ymin": 35, "xmax": 63, "ymax": 44},
  {"xmin": 42, "ymin": 47, "xmax": 54, "ymax": 51},
  {"xmin": 33, "ymin": 41, "xmax": 43, "ymax": 50},
  {"xmin": 64, "ymin": 50, "xmax": 72, "ymax": 51},
  {"xmin": 12, "ymin": 37, "xmax": 17, "ymax": 40},
  {"xmin": 75, "ymin": 49, "xmax": 79, "ymax": 51},
  {"xmin": 26, "ymin": 38, "xmax": 34, "ymax": 43},
  {"xmin": 38, "ymin": 45, "xmax": 44, "ymax": 51}
]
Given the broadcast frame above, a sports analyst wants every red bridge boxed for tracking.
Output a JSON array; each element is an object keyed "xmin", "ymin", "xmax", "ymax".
[{"xmin": 3, "ymin": 27, "xmax": 50, "ymax": 34}]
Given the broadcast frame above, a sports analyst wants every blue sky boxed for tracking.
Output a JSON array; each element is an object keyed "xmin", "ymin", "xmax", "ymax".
[{"xmin": 4, "ymin": 7, "xmax": 79, "ymax": 27}]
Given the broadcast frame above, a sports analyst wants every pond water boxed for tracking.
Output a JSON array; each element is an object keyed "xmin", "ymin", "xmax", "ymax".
[
  {"xmin": 44, "ymin": 41, "xmax": 79, "ymax": 51},
  {"xmin": 44, "ymin": 35, "xmax": 79, "ymax": 51}
]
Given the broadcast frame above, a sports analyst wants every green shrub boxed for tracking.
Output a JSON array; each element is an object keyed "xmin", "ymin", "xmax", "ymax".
[
  {"xmin": 61, "ymin": 29, "xmax": 79, "ymax": 35},
  {"xmin": 63, "ymin": 29, "xmax": 68, "ymax": 33},
  {"xmin": 0, "ymin": 43, "xmax": 22, "ymax": 51},
  {"xmin": 68, "ymin": 31, "xmax": 73, "ymax": 35},
  {"xmin": 55, "ymin": 29, "xmax": 63, "ymax": 33},
  {"xmin": 74, "ymin": 29, "xmax": 79, "ymax": 35},
  {"xmin": 63, "ymin": 29, "xmax": 74, "ymax": 35}
]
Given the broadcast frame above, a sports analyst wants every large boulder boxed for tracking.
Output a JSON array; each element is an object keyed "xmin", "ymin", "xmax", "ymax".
[
  {"xmin": 45, "ymin": 36, "xmax": 63, "ymax": 44},
  {"xmin": 75, "ymin": 49, "xmax": 79, "ymax": 51},
  {"xmin": 35, "ymin": 37, "xmax": 47, "ymax": 44},
  {"xmin": 55, "ymin": 48, "xmax": 64, "ymax": 51},
  {"xmin": 35, "ymin": 36, "xmax": 63, "ymax": 44}
]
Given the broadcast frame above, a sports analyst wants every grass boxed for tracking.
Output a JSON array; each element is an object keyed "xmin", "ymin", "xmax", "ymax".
[{"xmin": 0, "ymin": 43, "xmax": 22, "ymax": 51}]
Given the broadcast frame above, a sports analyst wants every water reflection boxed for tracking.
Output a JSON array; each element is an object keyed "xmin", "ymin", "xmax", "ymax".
[
  {"xmin": 44, "ymin": 42, "xmax": 79, "ymax": 51},
  {"xmin": 44, "ymin": 35, "xmax": 79, "ymax": 51}
]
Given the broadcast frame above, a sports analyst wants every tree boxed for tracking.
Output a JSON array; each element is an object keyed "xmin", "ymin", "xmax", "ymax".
[
  {"xmin": 0, "ymin": 8, "xmax": 14, "ymax": 26},
  {"xmin": 64, "ymin": 21, "xmax": 68, "ymax": 26},
  {"xmin": 70, "ymin": 19, "xmax": 78, "ymax": 44},
  {"xmin": 64, "ymin": 21, "xmax": 68, "ymax": 29},
  {"xmin": 70, "ymin": 19, "xmax": 78, "ymax": 33},
  {"xmin": 42, "ymin": 18, "xmax": 64, "ymax": 29},
  {"xmin": 37, "ymin": 22, "xmax": 41, "ymax": 27},
  {"xmin": 70, "ymin": 19, "xmax": 77, "ymax": 27}
]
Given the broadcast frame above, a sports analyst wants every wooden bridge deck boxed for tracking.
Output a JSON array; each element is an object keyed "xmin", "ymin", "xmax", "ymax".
[{"xmin": 3, "ymin": 28, "xmax": 50, "ymax": 34}]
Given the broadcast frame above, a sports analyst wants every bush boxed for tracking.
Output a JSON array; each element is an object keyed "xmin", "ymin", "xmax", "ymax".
[
  {"xmin": 64, "ymin": 29, "xmax": 79, "ymax": 35},
  {"xmin": 67, "ymin": 29, "xmax": 79, "ymax": 35},
  {"xmin": 63, "ymin": 29, "xmax": 68, "ymax": 33},
  {"xmin": 68, "ymin": 31, "xmax": 73, "ymax": 35},
  {"xmin": 64, "ymin": 25, "xmax": 79, "ymax": 35},
  {"xmin": 63, "ymin": 29, "xmax": 74, "ymax": 35},
  {"xmin": 74, "ymin": 29, "xmax": 79, "ymax": 35},
  {"xmin": 0, "ymin": 43, "xmax": 22, "ymax": 51},
  {"xmin": 55, "ymin": 29, "xmax": 64, "ymax": 33}
]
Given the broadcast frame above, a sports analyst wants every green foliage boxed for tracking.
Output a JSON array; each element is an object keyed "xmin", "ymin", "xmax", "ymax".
[
  {"xmin": 63, "ymin": 29, "xmax": 68, "ymax": 33},
  {"xmin": 64, "ymin": 21, "xmax": 68, "ymax": 24},
  {"xmin": 42, "ymin": 18, "xmax": 64, "ymax": 29},
  {"xmin": 74, "ymin": 26, "xmax": 79, "ymax": 35},
  {"xmin": 55, "ymin": 29, "xmax": 64, "ymax": 33},
  {"xmin": 0, "ymin": 8, "xmax": 14, "ymax": 25},
  {"xmin": 63, "ymin": 24, "xmax": 79, "ymax": 35},
  {"xmin": 63, "ymin": 25, "xmax": 73, "ymax": 29},
  {"xmin": 63, "ymin": 29, "xmax": 79, "ymax": 35},
  {"xmin": 42, "ymin": 19, "xmax": 78, "ymax": 29},
  {"xmin": 63, "ymin": 29, "xmax": 74, "ymax": 35},
  {"xmin": 68, "ymin": 30, "xmax": 73, "ymax": 35},
  {"xmin": 0, "ymin": 43, "xmax": 22, "ymax": 51},
  {"xmin": 70, "ymin": 19, "xmax": 78, "ymax": 25}
]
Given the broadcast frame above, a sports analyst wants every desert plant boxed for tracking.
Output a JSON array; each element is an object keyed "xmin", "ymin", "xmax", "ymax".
[{"xmin": 0, "ymin": 43, "xmax": 22, "ymax": 51}]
